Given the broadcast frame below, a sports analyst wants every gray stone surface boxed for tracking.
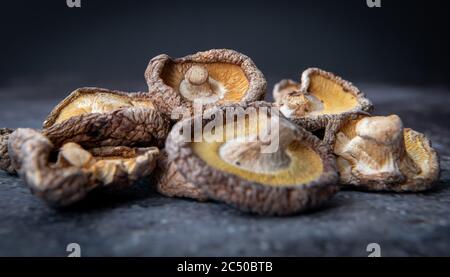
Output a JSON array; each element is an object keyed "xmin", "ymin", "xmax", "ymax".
[{"xmin": 0, "ymin": 82, "xmax": 449, "ymax": 257}]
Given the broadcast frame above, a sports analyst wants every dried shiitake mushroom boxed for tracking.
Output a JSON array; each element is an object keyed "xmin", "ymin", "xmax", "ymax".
[
  {"xmin": 165, "ymin": 102, "xmax": 339, "ymax": 215},
  {"xmin": 8, "ymin": 128, "xmax": 159, "ymax": 207},
  {"xmin": 0, "ymin": 88, "xmax": 173, "ymax": 207},
  {"xmin": 145, "ymin": 49, "xmax": 267, "ymax": 119},
  {"xmin": 42, "ymin": 87, "xmax": 170, "ymax": 148},
  {"xmin": 273, "ymin": 68, "xmax": 372, "ymax": 144},
  {"xmin": 0, "ymin": 128, "xmax": 15, "ymax": 174},
  {"xmin": 333, "ymin": 115, "xmax": 440, "ymax": 192},
  {"xmin": 154, "ymin": 151, "xmax": 208, "ymax": 201}
]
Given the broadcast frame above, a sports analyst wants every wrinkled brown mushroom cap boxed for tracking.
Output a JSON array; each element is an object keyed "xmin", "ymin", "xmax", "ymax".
[
  {"xmin": 273, "ymin": 68, "xmax": 373, "ymax": 144},
  {"xmin": 0, "ymin": 128, "xmax": 15, "ymax": 174},
  {"xmin": 8, "ymin": 128, "xmax": 160, "ymax": 207},
  {"xmin": 145, "ymin": 49, "xmax": 267, "ymax": 120},
  {"xmin": 165, "ymin": 102, "xmax": 338, "ymax": 215},
  {"xmin": 333, "ymin": 115, "xmax": 440, "ymax": 192},
  {"xmin": 154, "ymin": 151, "xmax": 208, "ymax": 201},
  {"xmin": 42, "ymin": 87, "xmax": 170, "ymax": 148}
]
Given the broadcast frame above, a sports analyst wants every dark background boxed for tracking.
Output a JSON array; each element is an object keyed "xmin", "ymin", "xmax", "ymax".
[{"xmin": 0, "ymin": 0, "xmax": 449, "ymax": 96}]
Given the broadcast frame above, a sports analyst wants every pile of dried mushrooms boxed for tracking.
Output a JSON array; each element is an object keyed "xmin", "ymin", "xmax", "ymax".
[{"xmin": 0, "ymin": 49, "xmax": 440, "ymax": 215}]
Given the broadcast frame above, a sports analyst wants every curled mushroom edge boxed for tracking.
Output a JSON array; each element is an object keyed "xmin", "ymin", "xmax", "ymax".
[{"xmin": 7, "ymin": 128, "xmax": 160, "ymax": 207}]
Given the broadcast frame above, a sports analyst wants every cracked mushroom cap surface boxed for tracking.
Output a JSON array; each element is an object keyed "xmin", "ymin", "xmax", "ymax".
[
  {"xmin": 333, "ymin": 115, "xmax": 440, "ymax": 192},
  {"xmin": 154, "ymin": 150, "xmax": 208, "ymax": 201},
  {"xmin": 0, "ymin": 128, "xmax": 15, "ymax": 174},
  {"xmin": 145, "ymin": 49, "xmax": 267, "ymax": 120},
  {"xmin": 8, "ymin": 128, "xmax": 160, "ymax": 207},
  {"xmin": 42, "ymin": 87, "xmax": 170, "ymax": 148},
  {"xmin": 165, "ymin": 102, "xmax": 338, "ymax": 215},
  {"xmin": 273, "ymin": 68, "xmax": 373, "ymax": 133}
]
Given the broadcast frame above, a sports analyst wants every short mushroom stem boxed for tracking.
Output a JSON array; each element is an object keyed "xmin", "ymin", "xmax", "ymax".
[
  {"xmin": 179, "ymin": 65, "xmax": 217, "ymax": 101},
  {"xmin": 220, "ymin": 117, "xmax": 296, "ymax": 173},
  {"xmin": 186, "ymin": 65, "xmax": 209, "ymax": 86},
  {"xmin": 336, "ymin": 115, "xmax": 421, "ymax": 184},
  {"xmin": 279, "ymin": 91, "xmax": 323, "ymax": 118},
  {"xmin": 286, "ymin": 93, "xmax": 311, "ymax": 116}
]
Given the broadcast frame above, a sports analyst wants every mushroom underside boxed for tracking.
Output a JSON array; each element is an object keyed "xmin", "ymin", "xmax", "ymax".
[
  {"xmin": 161, "ymin": 62, "xmax": 250, "ymax": 103},
  {"xmin": 274, "ymin": 69, "xmax": 372, "ymax": 125},
  {"xmin": 305, "ymin": 73, "xmax": 359, "ymax": 115},
  {"xmin": 334, "ymin": 116, "xmax": 439, "ymax": 191},
  {"xmin": 42, "ymin": 88, "xmax": 170, "ymax": 149},
  {"xmin": 8, "ymin": 128, "xmax": 160, "ymax": 207},
  {"xmin": 166, "ymin": 104, "xmax": 338, "ymax": 215},
  {"xmin": 192, "ymin": 140, "xmax": 323, "ymax": 186},
  {"xmin": 49, "ymin": 91, "xmax": 155, "ymax": 126}
]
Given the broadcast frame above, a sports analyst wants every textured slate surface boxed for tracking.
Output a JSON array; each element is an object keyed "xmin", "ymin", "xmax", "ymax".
[{"xmin": 0, "ymin": 83, "xmax": 449, "ymax": 257}]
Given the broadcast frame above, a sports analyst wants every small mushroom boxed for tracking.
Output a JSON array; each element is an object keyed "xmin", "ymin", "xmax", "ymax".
[
  {"xmin": 8, "ymin": 128, "xmax": 159, "ymax": 207},
  {"xmin": 145, "ymin": 49, "xmax": 267, "ymax": 119},
  {"xmin": 42, "ymin": 87, "xmax": 170, "ymax": 148},
  {"xmin": 165, "ymin": 102, "xmax": 338, "ymax": 215},
  {"xmin": 0, "ymin": 128, "xmax": 15, "ymax": 174},
  {"xmin": 333, "ymin": 115, "xmax": 440, "ymax": 191},
  {"xmin": 273, "ymin": 68, "xmax": 373, "ymax": 144}
]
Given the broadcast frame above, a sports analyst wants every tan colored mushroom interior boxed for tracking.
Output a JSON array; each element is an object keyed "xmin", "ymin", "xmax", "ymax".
[
  {"xmin": 58, "ymin": 143, "xmax": 158, "ymax": 184},
  {"xmin": 191, "ymin": 115, "xmax": 323, "ymax": 186},
  {"xmin": 278, "ymin": 73, "xmax": 360, "ymax": 117},
  {"xmin": 403, "ymin": 128, "xmax": 437, "ymax": 179},
  {"xmin": 53, "ymin": 92, "xmax": 155, "ymax": 125},
  {"xmin": 161, "ymin": 62, "xmax": 250, "ymax": 103},
  {"xmin": 334, "ymin": 115, "xmax": 428, "ymax": 184},
  {"xmin": 307, "ymin": 73, "xmax": 359, "ymax": 115}
]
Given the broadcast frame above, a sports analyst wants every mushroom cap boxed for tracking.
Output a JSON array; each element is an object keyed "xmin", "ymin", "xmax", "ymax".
[
  {"xmin": 8, "ymin": 128, "xmax": 160, "ymax": 207},
  {"xmin": 333, "ymin": 115, "xmax": 440, "ymax": 192},
  {"xmin": 165, "ymin": 102, "xmax": 338, "ymax": 215},
  {"xmin": 0, "ymin": 128, "xmax": 15, "ymax": 174},
  {"xmin": 154, "ymin": 150, "xmax": 209, "ymax": 201},
  {"xmin": 273, "ymin": 68, "xmax": 373, "ymax": 133},
  {"xmin": 145, "ymin": 49, "xmax": 267, "ymax": 120},
  {"xmin": 42, "ymin": 87, "xmax": 170, "ymax": 148}
]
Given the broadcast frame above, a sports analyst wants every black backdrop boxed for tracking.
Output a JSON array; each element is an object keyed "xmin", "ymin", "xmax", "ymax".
[{"xmin": 0, "ymin": 0, "xmax": 448, "ymax": 93}]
